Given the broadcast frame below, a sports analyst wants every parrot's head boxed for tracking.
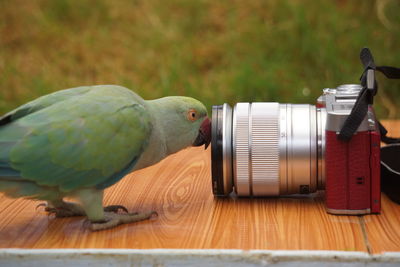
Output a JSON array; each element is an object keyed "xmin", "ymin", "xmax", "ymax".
[
  {"xmin": 153, "ymin": 96, "xmax": 211, "ymax": 153},
  {"xmin": 175, "ymin": 97, "xmax": 211, "ymax": 150}
]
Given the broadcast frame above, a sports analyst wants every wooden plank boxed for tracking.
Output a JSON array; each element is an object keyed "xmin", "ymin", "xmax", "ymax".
[
  {"xmin": 0, "ymin": 120, "xmax": 398, "ymax": 251},
  {"xmin": 0, "ymin": 148, "xmax": 366, "ymax": 251},
  {"xmin": 364, "ymin": 194, "xmax": 400, "ymax": 253}
]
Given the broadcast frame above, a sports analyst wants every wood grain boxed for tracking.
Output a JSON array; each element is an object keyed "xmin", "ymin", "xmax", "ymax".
[{"xmin": 0, "ymin": 121, "xmax": 399, "ymax": 253}]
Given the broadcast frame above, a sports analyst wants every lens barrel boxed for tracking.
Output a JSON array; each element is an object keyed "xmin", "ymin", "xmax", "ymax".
[{"xmin": 211, "ymin": 103, "xmax": 326, "ymax": 197}]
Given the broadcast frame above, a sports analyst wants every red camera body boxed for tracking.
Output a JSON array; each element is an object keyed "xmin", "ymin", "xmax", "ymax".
[
  {"xmin": 325, "ymin": 129, "xmax": 381, "ymax": 214},
  {"xmin": 323, "ymin": 88, "xmax": 381, "ymax": 215}
]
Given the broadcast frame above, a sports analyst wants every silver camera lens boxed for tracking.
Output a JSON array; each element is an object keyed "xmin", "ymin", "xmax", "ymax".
[{"xmin": 211, "ymin": 102, "xmax": 326, "ymax": 196}]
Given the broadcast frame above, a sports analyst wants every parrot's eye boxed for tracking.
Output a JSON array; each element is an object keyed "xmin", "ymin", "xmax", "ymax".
[{"xmin": 187, "ymin": 109, "xmax": 198, "ymax": 122}]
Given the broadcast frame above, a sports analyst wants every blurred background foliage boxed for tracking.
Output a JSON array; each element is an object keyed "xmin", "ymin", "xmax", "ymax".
[{"xmin": 0, "ymin": 0, "xmax": 399, "ymax": 117}]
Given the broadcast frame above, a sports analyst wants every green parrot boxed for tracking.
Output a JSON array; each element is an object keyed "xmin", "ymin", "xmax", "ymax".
[{"xmin": 0, "ymin": 85, "xmax": 211, "ymax": 231}]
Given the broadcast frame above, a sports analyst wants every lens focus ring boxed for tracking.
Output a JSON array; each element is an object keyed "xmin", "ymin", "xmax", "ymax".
[
  {"xmin": 251, "ymin": 103, "xmax": 280, "ymax": 196},
  {"xmin": 233, "ymin": 103, "xmax": 280, "ymax": 196}
]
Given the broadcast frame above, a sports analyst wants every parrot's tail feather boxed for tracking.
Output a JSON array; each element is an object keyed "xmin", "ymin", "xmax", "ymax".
[
  {"xmin": 0, "ymin": 141, "xmax": 21, "ymax": 176},
  {"xmin": 0, "ymin": 166, "xmax": 21, "ymax": 177},
  {"xmin": 0, "ymin": 140, "xmax": 14, "ymax": 164},
  {"xmin": 0, "ymin": 140, "xmax": 21, "ymax": 177},
  {"xmin": 0, "ymin": 179, "xmax": 61, "ymax": 200}
]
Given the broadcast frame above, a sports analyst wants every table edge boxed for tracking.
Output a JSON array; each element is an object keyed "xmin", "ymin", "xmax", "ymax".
[{"xmin": 1, "ymin": 248, "xmax": 400, "ymax": 266}]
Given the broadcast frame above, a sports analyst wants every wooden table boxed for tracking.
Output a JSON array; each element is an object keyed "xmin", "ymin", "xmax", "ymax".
[{"xmin": 0, "ymin": 121, "xmax": 399, "ymax": 255}]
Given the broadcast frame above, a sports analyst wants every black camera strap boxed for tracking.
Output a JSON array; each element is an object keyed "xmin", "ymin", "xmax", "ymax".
[
  {"xmin": 381, "ymin": 143, "xmax": 400, "ymax": 204},
  {"xmin": 378, "ymin": 121, "xmax": 400, "ymax": 144},
  {"xmin": 337, "ymin": 48, "xmax": 400, "ymax": 205},
  {"xmin": 338, "ymin": 48, "xmax": 400, "ymax": 144}
]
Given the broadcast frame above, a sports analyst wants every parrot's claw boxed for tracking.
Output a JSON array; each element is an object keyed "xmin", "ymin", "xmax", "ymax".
[
  {"xmin": 90, "ymin": 211, "xmax": 158, "ymax": 231},
  {"xmin": 36, "ymin": 203, "xmax": 48, "ymax": 210},
  {"xmin": 43, "ymin": 201, "xmax": 86, "ymax": 218},
  {"xmin": 103, "ymin": 205, "xmax": 129, "ymax": 213}
]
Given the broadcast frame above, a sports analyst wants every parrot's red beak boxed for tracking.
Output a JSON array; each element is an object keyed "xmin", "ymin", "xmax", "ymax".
[{"xmin": 193, "ymin": 117, "xmax": 211, "ymax": 149}]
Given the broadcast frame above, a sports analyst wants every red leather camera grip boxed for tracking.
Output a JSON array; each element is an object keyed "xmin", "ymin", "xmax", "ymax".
[{"xmin": 325, "ymin": 131, "xmax": 379, "ymax": 214}]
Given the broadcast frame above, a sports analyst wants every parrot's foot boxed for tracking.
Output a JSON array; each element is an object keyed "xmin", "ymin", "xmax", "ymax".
[
  {"xmin": 44, "ymin": 201, "xmax": 85, "ymax": 218},
  {"xmin": 41, "ymin": 202, "xmax": 130, "ymax": 218},
  {"xmin": 103, "ymin": 205, "xmax": 129, "ymax": 213},
  {"xmin": 90, "ymin": 211, "xmax": 158, "ymax": 231}
]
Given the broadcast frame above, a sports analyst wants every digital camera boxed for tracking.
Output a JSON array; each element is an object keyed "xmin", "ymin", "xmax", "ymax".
[{"xmin": 211, "ymin": 83, "xmax": 381, "ymax": 215}]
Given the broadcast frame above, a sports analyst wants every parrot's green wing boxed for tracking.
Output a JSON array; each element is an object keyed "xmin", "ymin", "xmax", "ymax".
[
  {"xmin": 0, "ymin": 85, "xmax": 151, "ymax": 192},
  {"xmin": 0, "ymin": 86, "xmax": 93, "ymax": 124}
]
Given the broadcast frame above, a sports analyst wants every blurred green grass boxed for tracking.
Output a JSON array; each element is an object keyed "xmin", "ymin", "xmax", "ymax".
[{"xmin": 1, "ymin": 0, "xmax": 399, "ymax": 117}]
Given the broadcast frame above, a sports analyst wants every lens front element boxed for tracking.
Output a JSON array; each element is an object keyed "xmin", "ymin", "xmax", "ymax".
[{"xmin": 211, "ymin": 104, "xmax": 233, "ymax": 196}]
